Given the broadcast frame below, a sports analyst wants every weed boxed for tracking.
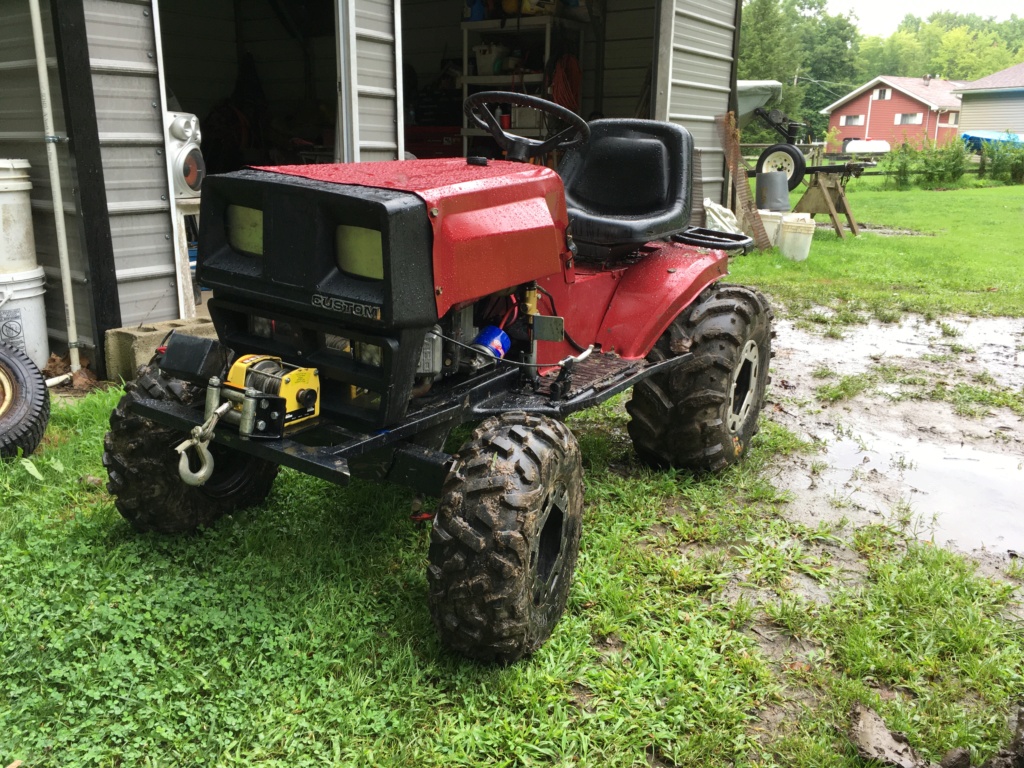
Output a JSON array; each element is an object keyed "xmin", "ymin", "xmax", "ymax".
[
  {"xmin": 816, "ymin": 374, "xmax": 872, "ymax": 403},
  {"xmin": 938, "ymin": 321, "xmax": 962, "ymax": 338}
]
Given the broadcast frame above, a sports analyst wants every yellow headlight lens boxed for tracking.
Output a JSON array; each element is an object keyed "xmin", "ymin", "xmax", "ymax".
[
  {"xmin": 336, "ymin": 225, "xmax": 383, "ymax": 280},
  {"xmin": 227, "ymin": 205, "xmax": 263, "ymax": 255}
]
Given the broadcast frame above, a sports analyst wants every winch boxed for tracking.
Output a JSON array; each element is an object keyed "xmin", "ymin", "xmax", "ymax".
[{"xmin": 205, "ymin": 354, "xmax": 320, "ymax": 440}]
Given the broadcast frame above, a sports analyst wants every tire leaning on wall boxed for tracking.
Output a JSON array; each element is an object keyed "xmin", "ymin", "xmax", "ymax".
[{"xmin": 0, "ymin": 342, "xmax": 50, "ymax": 459}]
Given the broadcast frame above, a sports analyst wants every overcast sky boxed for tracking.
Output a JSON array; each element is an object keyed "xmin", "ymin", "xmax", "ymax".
[{"xmin": 827, "ymin": 0, "xmax": 1019, "ymax": 37}]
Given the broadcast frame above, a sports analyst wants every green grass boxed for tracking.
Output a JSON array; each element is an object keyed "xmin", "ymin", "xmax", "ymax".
[
  {"xmin": 729, "ymin": 185, "xmax": 1024, "ymax": 324},
  {"xmin": 3, "ymin": 388, "xmax": 1022, "ymax": 765}
]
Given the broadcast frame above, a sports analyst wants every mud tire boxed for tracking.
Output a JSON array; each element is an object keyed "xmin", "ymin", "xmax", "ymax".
[
  {"xmin": 626, "ymin": 283, "xmax": 773, "ymax": 473},
  {"xmin": 0, "ymin": 342, "xmax": 50, "ymax": 459},
  {"xmin": 427, "ymin": 413, "xmax": 584, "ymax": 663},
  {"xmin": 102, "ymin": 365, "xmax": 278, "ymax": 533}
]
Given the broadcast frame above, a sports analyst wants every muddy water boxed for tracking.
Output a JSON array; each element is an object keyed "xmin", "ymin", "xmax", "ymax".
[
  {"xmin": 769, "ymin": 315, "xmax": 1024, "ymax": 558},
  {"xmin": 825, "ymin": 431, "xmax": 1024, "ymax": 551}
]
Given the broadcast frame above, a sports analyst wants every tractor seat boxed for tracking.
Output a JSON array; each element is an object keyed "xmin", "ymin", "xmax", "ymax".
[{"xmin": 559, "ymin": 119, "xmax": 693, "ymax": 258}]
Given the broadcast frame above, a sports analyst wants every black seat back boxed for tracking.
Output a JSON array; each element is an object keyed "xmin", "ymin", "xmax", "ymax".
[{"xmin": 559, "ymin": 119, "xmax": 693, "ymax": 251}]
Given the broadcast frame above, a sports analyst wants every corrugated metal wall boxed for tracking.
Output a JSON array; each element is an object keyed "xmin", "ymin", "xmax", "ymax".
[
  {"xmin": 89, "ymin": 0, "xmax": 180, "ymax": 329},
  {"xmin": 338, "ymin": 0, "xmax": 403, "ymax": 161},
  {"xmin": 0, "ymin": 1, "xmax": 101, "ymax": 355},
  {"xmin": 581, "ymin": 0, "xmax": 653, "ymax": 119},
  {"xmin": 653, "ymin": 0, "xmax": 737, "ymax": 208},
  {"xmin": 959, "ymin": 92, "xmax": 1024, "ymax": 135}
]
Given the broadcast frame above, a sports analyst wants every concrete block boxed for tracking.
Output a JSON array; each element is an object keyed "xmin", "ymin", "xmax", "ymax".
[{"xmin": 105, "ymin": 317, "xmax": 218, "ymax": 383}]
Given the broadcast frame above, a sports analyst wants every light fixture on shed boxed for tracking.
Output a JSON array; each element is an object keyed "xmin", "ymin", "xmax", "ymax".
[{"xmin": 164, "ymin": 112, "xmax": 206, "ymax": 198}]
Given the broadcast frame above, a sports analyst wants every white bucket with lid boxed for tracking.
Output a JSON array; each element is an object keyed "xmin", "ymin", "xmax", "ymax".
[
  {"xmin": 0, "ymin": 266, "xmax": 48, "ymax": 368},
  {"xmin": 0, "ymin": 159, "xmax": 38, "ymax": 275}
]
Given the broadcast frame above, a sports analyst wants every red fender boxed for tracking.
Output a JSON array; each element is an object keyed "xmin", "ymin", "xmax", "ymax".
[{"xmin": 537, "ymin": 241, "xmax": 727, "ymax": 364}]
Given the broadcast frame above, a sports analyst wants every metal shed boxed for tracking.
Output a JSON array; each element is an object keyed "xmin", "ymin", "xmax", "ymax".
[{"xmin": 0, "ymin": 0, "xmax": 741, "ymax": 377}]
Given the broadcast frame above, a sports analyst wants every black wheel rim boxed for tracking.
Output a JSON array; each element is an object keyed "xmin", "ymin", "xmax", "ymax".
[{"xmin": 532, "ymin": 484, "xmax": 570, "ymax": 610}]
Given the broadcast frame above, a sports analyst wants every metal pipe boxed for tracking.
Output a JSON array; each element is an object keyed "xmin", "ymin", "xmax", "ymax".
[{"xmin": 28, "ymin": 0, "xmax": 81, "ymax": 374}]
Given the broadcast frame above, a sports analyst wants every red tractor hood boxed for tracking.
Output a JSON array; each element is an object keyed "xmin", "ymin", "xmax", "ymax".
[{"xmin": 258, "ymin": 159, "xmax": 571, "ymax": 316}]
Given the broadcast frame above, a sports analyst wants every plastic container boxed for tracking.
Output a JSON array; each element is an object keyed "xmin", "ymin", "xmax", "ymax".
[
  {"xmin": 754, "ymin": 210, "xmax": 783, "ymax": 245},
  {"xmin": 0, "ymin": 266, "xmax": 48, "ymax": 368},
  {"xmin": 755, "ymin": 170, "xmax": 789, "ymax": 212},
  {"xmin": 473, "ymin": 44, "xmax": 509, "ymax": 77},
  {"xmin": 0, "ymin": 159, "xmax": 37, "ymax": 275},
  {"xmin": 777, "ymin": 216, "xmax": 815, "ymax": 262}
]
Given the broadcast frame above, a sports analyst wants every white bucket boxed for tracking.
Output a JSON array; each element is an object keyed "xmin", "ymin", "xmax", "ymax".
[
  {"xmin": 0, "ymin": 266, "xmax": 48, "ymax": 368},
  {"xmin": 754, "ymin": 210, "xmax": 784, "ymax": 245},
  {"xmin": 0, "ymin": 159, "xmax": 37, "ymax": 275},
  {"xmin": 778, "ymin": 215, "xmax": 815, "ymax": 262}
]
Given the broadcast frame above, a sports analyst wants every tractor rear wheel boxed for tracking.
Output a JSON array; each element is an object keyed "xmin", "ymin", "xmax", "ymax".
[
  {"xmin": 427, "ymin": 413, "xmax": 584, "ymax": 663},
  {"xmin": 0, "ymin": 342, "xmax": 50, "ymax": 459},
  {"xmin": 103, "ymin": 365, "xmax": 278, "ymax": 533},
  {"xmin": 626, "ymin": 283, "xmax": 773, "ymax": 473}
]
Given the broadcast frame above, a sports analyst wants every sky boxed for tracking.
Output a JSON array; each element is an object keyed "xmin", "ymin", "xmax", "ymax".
[{"xmin": 826, "ymin": 0, "xmax": 1019, "ymax": 37}]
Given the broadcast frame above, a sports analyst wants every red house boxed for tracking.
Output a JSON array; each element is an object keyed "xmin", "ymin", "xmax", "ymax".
[{"xmin": 821, "ymin": 76, "xmax": 966, "ymax": 148}]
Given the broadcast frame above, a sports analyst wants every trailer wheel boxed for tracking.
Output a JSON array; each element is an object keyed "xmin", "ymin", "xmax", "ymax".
[
  {"xmin": 103, "ymin": 365, "xmax": 278, "ymax": 533},
  {"xmin": 755, "ymin": 143, "xmax": 806, "ymax": 190},
  {"xmin": 0, "ymin": 342, "xmax": 50, "ymax": 460},
  {"xmin": 427, "ymin": 413, "xmax": 584, "ymax": 663},
  {"xmin": 626, "ymin": 283, "xmax": 773, "ymax": 473}
]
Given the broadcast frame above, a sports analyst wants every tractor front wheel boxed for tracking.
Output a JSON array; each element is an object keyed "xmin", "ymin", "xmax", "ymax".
[
  {"xmin": 626, "ymin": 283, "xmax": 773, "ymax": 473},
  {"xmin": 427, "ymin": 413, "xmax": 584, "ymax": 663},
  {"xmin": 103, "ymin": 365, "xmax": 278, "ymax": 533}
]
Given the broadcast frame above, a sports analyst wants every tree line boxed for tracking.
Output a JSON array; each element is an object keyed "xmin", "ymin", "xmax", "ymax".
[{"xmin": 737, "ymin": 2, "xmax": 1024, "ymax": 141}]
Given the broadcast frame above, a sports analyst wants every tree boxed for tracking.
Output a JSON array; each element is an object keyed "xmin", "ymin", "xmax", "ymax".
[
  {"xmin": 737, "ymin": 0, "xmax": 804, "ymax": 142},
  {"xmin": 796, "ymin": 8, "xmax": 860, "ymax": 138},
  {"xmin": 857, "ymin": 31, "xmax": 927, "ymax": 80},
  {"xmin": 932, "ymin": 26, "xmax": 1014, "ymax": 80}
]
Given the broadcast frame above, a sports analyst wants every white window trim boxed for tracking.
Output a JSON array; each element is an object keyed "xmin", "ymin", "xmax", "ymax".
[
  {"xmin": 940, "ymin": 111, "xmax": 959, "ymax": 126},
  {"xmin": 841, "ymin": 114, "xmax": 865, "ymax": 126},
  {"xmin": 873, "ymin": 88, "xmax": 892, "ymax": 100},
  {"xmin": 894, "ymin": 113, "xmax": 923, "ymax": 125}
]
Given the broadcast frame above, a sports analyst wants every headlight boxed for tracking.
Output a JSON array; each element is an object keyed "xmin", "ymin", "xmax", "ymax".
[
  {"xmin": 227, "ymin": 206, "xmax": 263, "ymax": 255},
  {"xmin": 353, "ymin": 341, "xmax": 382, "ymax": 367},
  {"xmin": 335, "ymin": 225, "xmax": 383, "ymax": 280}
]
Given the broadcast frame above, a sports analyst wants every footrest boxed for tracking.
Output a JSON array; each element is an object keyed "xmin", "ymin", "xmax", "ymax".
[{"xmin": 536, "ymin": 354, "xmax": 644, "ymax": 398}]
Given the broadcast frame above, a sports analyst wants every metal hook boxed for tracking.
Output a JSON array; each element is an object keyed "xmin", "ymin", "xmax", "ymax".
[{"xmin": 176, "ymin": 436, "xmax": 215, "ymax": 487}]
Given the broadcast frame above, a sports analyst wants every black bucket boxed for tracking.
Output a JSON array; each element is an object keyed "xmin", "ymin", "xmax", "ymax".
[{"xmin": 755, "ymin": 171, "xmax": 790, "ymax": 212}]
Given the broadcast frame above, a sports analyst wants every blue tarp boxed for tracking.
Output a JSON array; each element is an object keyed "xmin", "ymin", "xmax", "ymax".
[{"xmin": 961, "ymin": 130, "xmax": 1023, "ymax": 152}]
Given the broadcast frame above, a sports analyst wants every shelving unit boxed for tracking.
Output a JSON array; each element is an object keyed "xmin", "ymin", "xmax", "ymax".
[{"xmin": 460, "ymin": 16, "xmax": 585, "ymax": 156}]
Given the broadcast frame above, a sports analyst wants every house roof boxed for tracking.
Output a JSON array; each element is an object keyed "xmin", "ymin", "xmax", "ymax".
[
  {"xmin": 955, "ymin": 62, "xmax": 1024, "ymax": 93},
  {"xmin": 820, "ymin": 76, "xmax": 966, "ymax": 115}
]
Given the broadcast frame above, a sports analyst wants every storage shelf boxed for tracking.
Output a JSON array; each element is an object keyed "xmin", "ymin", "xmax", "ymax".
[
  {"xmin": 462, "ymin": 17, "xmax": 584, "ymax": 33},
  {"xmin": 460, "ymin": 73, "xmax": 544, "ymax": 85}
]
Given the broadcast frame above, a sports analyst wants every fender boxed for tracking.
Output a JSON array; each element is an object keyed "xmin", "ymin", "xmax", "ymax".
[
  {"xmin": 599, "ymin": 241, "xmax": 728, "ymax": 359},
  {"xmin": 536, "ymin": 241, "xmax": 728, "ymax": 364}
]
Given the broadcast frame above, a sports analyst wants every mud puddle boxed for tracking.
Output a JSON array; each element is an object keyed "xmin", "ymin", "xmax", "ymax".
[{"xmin": 768, "ymin": 315, "xmax": 1024, "ymax": 560}]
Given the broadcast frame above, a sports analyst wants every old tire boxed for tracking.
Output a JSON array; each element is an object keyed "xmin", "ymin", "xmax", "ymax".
[
  {"xmin": 427, "ymin": 413, "xmax": 584, "ymax": 663},
  {"xmin": 102, "ymin": 365, "xmax": 278, "ymax": 533},
  {"xmin": 626, "ymin": 283, "xmax": 773, "ymax": 473},
  {"xmin": 755, "ymin": 143, "xmax": 806, "ymax": 190},
  {"xmin": 0, "ymin": 342, "xmax": 50, "ymax": 460}
]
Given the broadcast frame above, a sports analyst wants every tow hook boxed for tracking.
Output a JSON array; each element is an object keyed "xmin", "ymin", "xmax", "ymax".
[{"xmin": 174, "ymin": 402, "xmax": 232, "ymax": 487}]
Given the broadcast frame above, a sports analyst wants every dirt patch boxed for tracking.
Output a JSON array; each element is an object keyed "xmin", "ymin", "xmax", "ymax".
[
  {"xmin": 817, "ymin": 222, "xmax": 934, "ymax": 237},
  {"xmin": 768, "ymin": 315, "xmax": 1024, "ymax": 565}
]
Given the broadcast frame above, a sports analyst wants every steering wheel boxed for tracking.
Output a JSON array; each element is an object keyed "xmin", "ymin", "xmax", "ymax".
[{"xmin": 464, "ymin": 91, "xmax": 589, "ymax": 162}]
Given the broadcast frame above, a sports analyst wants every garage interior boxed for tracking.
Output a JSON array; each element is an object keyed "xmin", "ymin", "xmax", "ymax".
[{"xmin": 159, "ymin": 0, "xmax": 656, "ymax": 170}]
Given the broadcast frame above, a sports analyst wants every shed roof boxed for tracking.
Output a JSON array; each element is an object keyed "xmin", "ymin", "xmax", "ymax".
[{"xmin": 820, "ymin": 76, "xmax": 965, "ymax": 115}]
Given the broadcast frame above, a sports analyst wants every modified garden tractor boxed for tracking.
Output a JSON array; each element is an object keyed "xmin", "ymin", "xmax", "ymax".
[{"xmin": 104, "ymin": 93, "xmax": 773, "ymax": 663}]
